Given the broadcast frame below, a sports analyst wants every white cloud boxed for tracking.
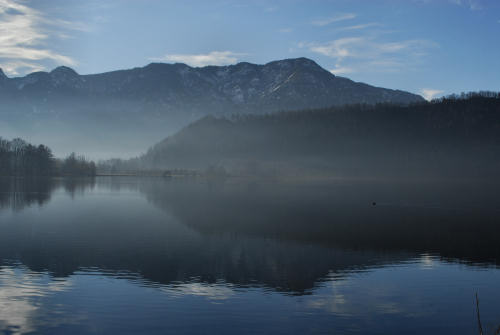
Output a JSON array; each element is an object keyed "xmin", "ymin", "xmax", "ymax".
[
  {"xmin": 45, "ymin": 18, "xmax": 93, "ymax": 33},
  {"xmin": 330, "ymin": 65, "xmax": 355, "ymax": 75},
  {"xmin": 0, "ymin": 0, "xmax": 77, "ymax": 76},
  {"xmin": 0, "ymin": 61, "xmax": 45, "ymax": 75},
  {"xmin": 338, "ymin": 23, "xmax": 381, "ymax": 31},
  {"xmin": 448, "ymin": 0, "xmax": 482, "ymax": 10},
  {"xmin": 150, "ymin": 51, "xmax": 243, "ymax": 67},
  {"xmin": 278, "ymin": 27, "xmax": 293, "ymax": 33},
  {"xmin": 420, "ymin": 88, "xmax": 444, "ymax": 100},
  {"xmin": 304, "ymin": 36, "xmax": 436, "ymax": 74},
  {"xmin": 309, "ymin": 37, "xmax": 364, "ymax": 60},
  {"xmin": 468, "ymin": 1, "xmax": 482, "ymax": 10},
  {"xmin": 311, "ymin": 13, "xmax": 356, "ymax": 26}
]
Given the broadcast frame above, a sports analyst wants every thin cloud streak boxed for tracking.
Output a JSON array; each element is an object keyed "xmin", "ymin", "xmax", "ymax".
[
  {"xmin": 338, "ymin": 23, "xmax": 381, "ymax": 31},
  {"xmin": 305, "ymin": 36, "xmax": 437, "ymax": 74},
  {"xmin": 449, "ymin": 0, "xmax": 483, "ymax": 10},
  {"xmin": 308, "ymin": 37, "xmax": 364, "ymax": 60},
  {"xmin": 311, "ymin": 13, "xmax": 356, "ymax": 26}
]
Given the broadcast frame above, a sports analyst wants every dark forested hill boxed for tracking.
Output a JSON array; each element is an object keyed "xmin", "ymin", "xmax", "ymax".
[
  {"xmin": 0, "ymin": 58, "xmax": 423, "ymax": 158},
  {"xmin": 117, "ymin": 93, "xmax": 500, "ymax": 179}
]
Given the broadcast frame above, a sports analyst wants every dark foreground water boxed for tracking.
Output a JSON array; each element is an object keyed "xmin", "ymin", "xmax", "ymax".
[{"xmin": 0, "ymin": 177, "xmax": 499, "ymax": 334}]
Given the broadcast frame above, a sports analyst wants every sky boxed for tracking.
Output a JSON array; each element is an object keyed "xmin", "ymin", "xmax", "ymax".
[{"xmin": 0, "ymin": 0, "xmax": 499, "ymax": 100}]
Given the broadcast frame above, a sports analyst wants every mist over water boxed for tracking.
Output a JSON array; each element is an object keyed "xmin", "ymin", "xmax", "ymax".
[{"xmin": 1, "ymin": 176, "xmax": 499, "ymax": 334}]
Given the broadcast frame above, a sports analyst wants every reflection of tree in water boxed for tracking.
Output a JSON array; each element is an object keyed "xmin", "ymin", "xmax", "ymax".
[
  {"xmin": 0, "ymin": 178, "xmax": 55, "ymax": 211},
  {"xmin": 0, "ymin": 177, "xmax": 97, "ymax": 210},
  {"xmin": 62, "ymin": 177, "xmax": 96, "ymax": 198},
  {"xmin": 2, "ymin": 177, "xmax": 500, "ymax": 295}
]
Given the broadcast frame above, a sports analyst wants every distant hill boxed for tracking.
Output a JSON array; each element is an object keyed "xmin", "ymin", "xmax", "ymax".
[
  {"xmin": 0, "ymin": 58, "xmax": 423, "ymax": 158},
  {"xmin": 116, "ymin": 93, "xmax": 500, "ymax": 179}
]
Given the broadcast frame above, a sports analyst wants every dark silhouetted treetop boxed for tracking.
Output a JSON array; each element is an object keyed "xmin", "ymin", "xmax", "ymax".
[{"xmin": 0, "ymin": 138, "xmax": 96, "ymax": 177}]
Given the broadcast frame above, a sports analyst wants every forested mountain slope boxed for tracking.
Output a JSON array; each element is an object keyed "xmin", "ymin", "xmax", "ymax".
[{"xmin": 125, "ymin": 93, "xmax": 500, "ymax": 179}]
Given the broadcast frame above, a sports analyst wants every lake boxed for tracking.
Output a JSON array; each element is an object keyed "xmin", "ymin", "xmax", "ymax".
[{"xmin": 0, "ymin": 176, "xmax": 499, "ymax": 334}]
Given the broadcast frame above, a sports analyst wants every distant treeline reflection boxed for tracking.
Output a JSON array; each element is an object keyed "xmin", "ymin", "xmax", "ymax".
[
  {"xmin": 0, "ymin": 138, "xmax": 96, "ymax": 176},
  {"xmin": 0, "ymin": 177, "xmax": 95, "ymax": 210}
]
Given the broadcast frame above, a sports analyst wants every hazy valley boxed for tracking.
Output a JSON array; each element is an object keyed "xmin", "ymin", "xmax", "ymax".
[{"xmin": 0, "ymin": 58, "xmax": 423, "ymax": 159}]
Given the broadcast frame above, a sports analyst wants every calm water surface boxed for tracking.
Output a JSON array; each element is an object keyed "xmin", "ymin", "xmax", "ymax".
[{"xmin": 0, "ymin": 177, "xmax": 499, "ymax": 334}]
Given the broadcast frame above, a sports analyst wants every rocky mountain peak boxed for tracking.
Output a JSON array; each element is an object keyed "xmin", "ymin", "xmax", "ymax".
[
  {"xmin": 266, "ymin": 57, "xmax": 323, "ymax": 70},
  {"xmin": 50, "ymin": 66, "xmax": 79, "ymax": 78},
  {"xmin": 49, "ymin": 66, "xmax": 82, "ymax": 87}
]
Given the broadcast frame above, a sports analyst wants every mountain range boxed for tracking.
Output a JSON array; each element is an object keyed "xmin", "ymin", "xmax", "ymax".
[{"xmin": 0, "ymin": 57, "xmax": 424, "ymax": 158}]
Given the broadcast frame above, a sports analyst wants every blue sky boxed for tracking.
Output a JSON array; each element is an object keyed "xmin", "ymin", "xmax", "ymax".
[{"xmin": 0, "ymin": 0, "xmax": 498, "ymax": 99}]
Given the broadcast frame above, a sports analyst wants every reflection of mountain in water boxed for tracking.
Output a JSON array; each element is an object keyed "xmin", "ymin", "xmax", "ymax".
[
  {"xmin": 138, "ymin": 178, "xmax": 500, "ymax": 265},
  {"xmin": 1, "ymin": 177, "xmax": 499, "ymax": 295}
]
